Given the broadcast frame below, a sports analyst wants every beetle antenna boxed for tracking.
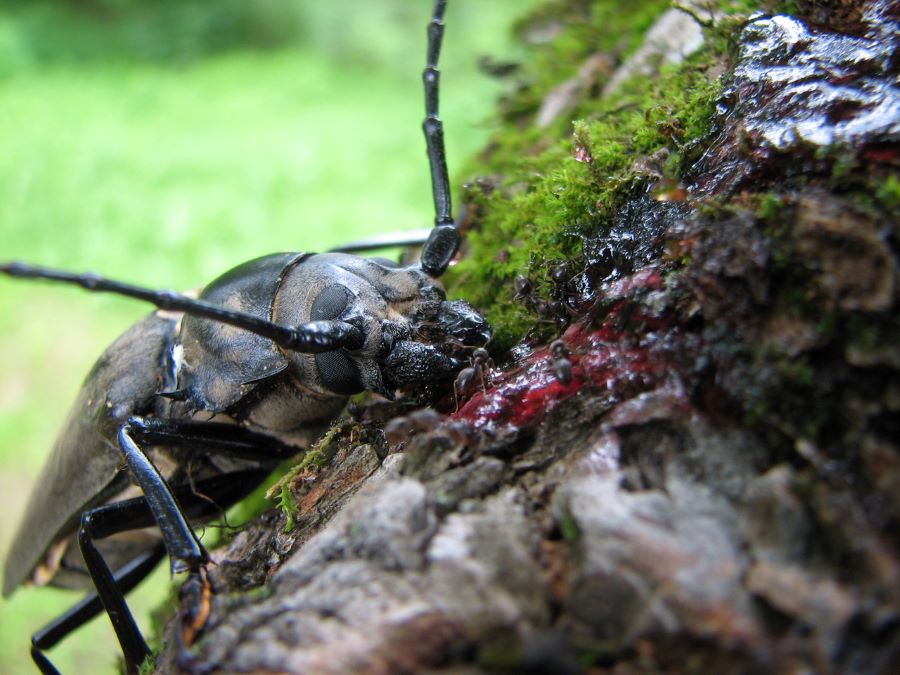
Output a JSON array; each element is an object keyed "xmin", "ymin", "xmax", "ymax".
[
  {"xmin": 329, "ymin": 227, "xmax": 431, "ymax": 254},
  {"xmin": 420, "ymin": 0, "xmax": 460, "ymax": 278},
  {"xmin": 424, "ymin": 0, "xmax": 451, "ymax": 229},
  {"xmin": 0, "ymin": 262, "xmax": 364, "ymax": 353}
]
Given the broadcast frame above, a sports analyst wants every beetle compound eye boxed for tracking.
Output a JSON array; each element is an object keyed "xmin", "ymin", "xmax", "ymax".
[
  {"xmin": 309, "ymin": 284, "xmax": 363, "ymax": 393},
  {"xmin": 315, "ymin": 351, "xmax": 363, "ymax": 395},
  {"xmin": 311, "ymin": 284, "xmax": 350, "ymax": 321}
]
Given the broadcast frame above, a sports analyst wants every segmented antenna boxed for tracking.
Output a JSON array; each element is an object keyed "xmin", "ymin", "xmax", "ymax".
[
  {"xmin": 0, "ymin": 262, "xmax": 363, "ymax": 353},
  {"xmin": 424, "ymin": 0, "xmax": 451, "ymax": 227},
  {"xmin": 420, "ymin": 0, "xmax": 460, "ymax": 278}
]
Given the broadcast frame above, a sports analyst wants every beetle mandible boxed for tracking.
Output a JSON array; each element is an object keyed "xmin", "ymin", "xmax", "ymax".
[{"xmin": 0, "ymin": 1, "xmax": 489, "ymax": 673}]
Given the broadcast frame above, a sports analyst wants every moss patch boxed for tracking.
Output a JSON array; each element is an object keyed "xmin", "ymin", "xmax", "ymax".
[{"xmin": 445, "ymin": 0, "xmax": 738, "ymax": 351}]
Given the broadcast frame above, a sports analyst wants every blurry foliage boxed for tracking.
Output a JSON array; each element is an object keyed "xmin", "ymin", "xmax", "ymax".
[
  {"xmin": 0, "ymin": 0, "xmax": 464, "ymax": 72},
  {"xmin": 0, "ymin": 0, "xmax": 291, "ymax": 69}
]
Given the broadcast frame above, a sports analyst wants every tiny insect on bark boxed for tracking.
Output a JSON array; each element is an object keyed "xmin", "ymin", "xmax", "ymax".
[{"xmin": 0, "ymin": 1, "xmax": 490, "ymax": 673}]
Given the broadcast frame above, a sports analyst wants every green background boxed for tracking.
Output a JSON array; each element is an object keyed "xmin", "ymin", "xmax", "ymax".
[{"xmin": 0, "ymin": 1, "xmax": 538, "ymax": 671}]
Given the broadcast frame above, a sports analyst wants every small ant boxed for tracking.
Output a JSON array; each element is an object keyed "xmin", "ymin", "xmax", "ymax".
[
  {"xmin": 514, "ymin": 273, "xmax": 556, "ymax": 320},
  {"xmin": 513, "ymin": 264, "xmax": 578, "ymax": 330},
  {"xmin": 514, "ymin": 274, "xmax": 532, "ymax": 300},
  {"xmin": 550, "ymin": 339, "xmax": 573, "ymax": 385},
  {"xmin": 454, "ymin": 347, "xmax": 493, "ymax": 411}
]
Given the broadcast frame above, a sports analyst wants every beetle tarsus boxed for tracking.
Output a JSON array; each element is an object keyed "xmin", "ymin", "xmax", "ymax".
[{"xmin": 179, "ymin": 567, "xmax": 213, "ymax": 649}]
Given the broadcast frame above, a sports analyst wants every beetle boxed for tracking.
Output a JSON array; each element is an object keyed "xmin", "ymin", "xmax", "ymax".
[{"xmin": 0, "ymin": 1, "xmax": 489, "ymax": 673}]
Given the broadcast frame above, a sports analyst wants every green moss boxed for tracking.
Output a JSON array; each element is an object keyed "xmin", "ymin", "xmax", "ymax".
[
  {"xmin": 875, "ymin": 173, "xmax": 900, "ymax": 212},
  {"xmin": 773, "ymin": 0, "xmax": 802, "ymax": 15},
  {"xmin": 277, "ymin": 482, "xmax": 301, "ymax": 533},
  {"xmin": 508, "ymin": 0, "xmax": 677, "ymax": 119},
  {"xmin": 447, "ymin": 1, "xmax": 731, "ymax": 351},
  {"xmin": 559, "ymin": 511, "xmax": 581, "ymax": 543},
  {"xmin": 138, "ymin": 653, "xmax": 157, "ymax": 675},
  {"xmin": 477, "ymin": 630, "xmax": 525, "ymax": 669},
  {"xmin": 264, "ymin": 421, "xmax": 346, "ymax": 531},
  {"xmin": 266, "ymin": 448, "xmax": 328, "ymax": 532},
  {"xmin": 757, "ymin": 192, "xmax": 786, "ymax": 221},
  {"xmin": 739, "ymin": 343, "xmax": 837, "ymax": 441}
]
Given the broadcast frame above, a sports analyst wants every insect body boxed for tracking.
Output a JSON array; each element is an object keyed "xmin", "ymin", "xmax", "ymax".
[
  {"xmin": 0, "ymin": 2, "xmax": 487, "ymax": 673},
  {"xmin": 550, "ymin": 339, "xmax": 573, "ymax": 385},
  {"xmin": 453, "ymin": 346, "xmax": 493, "ymax": 410}
]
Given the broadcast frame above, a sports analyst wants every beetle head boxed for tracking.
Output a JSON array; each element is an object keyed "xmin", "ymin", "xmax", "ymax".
[{"xmin": 275, "ymin": 253, "xmax": 489, "ymax": 398}]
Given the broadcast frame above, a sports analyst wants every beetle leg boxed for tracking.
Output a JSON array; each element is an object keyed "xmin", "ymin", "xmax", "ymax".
[
  {"xmin": 125, "ymin": 416, "xmax": 300, "ymax": 462},
  {"xmin": 76, "ymin": 436, "xmax": 206, "ymax": 675},
  {"xmin": 30, "ymin": 544, "xmax": 166, "ymax": 675},
  {"xmin": 94, "ymin": 418, "xmax": 262, "ymax": 673},
  {"xmin": 32, "ymin": 468, "xmax": 270, "ymax": 674},
  {"xmin": 117, "ymin": 423, "xmax": 208, "ymax": 577},
  {"xmin": 79, "ymin": 508, "xmax": 162, "ymax": 672}
]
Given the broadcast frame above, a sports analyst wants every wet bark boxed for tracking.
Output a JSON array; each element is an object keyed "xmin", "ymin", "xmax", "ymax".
[{"xmin": 155, "ymin": 2, "xmax": 899, "ymax": 673}]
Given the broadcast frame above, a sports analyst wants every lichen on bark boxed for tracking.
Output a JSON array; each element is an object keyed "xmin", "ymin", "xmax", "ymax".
[{"xmin": 154, "ymin": 1, "xmax": 900, "ymax": 672}]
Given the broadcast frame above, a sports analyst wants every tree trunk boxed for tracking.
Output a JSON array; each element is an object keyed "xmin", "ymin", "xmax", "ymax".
[{"xmin": 155, "ymin": 1, "xmax": 899, "ymax": 672}]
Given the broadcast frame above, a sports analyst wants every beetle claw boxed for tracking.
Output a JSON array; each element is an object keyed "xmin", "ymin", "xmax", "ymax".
[{"xmin": 178, "ymin": 566, "xmax": 213, "ymax": 650}]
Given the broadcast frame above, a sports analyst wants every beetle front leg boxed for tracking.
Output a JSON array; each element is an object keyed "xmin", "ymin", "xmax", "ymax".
[
  {"xmin": 117, "ymin": 422, "xmax": 208, "ymax": 575},
  {"xmin": 72, "ymin": 422, "xmax": 210, "ymax": 673}
]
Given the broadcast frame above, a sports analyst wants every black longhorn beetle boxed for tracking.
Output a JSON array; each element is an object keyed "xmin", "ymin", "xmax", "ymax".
[{"xmin": 0, "ymin": 2, "xmax": 490, "ymax": 673}]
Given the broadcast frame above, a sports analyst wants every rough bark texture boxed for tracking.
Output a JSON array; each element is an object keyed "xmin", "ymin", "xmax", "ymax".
[{"xmin": 155, "ymin": 1, "xmax": 899, "ymax": 673}]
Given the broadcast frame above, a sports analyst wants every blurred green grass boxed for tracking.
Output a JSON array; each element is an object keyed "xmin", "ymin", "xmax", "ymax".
[{"xmin": 0, "ymin": 0, "xmax": 538, "ymax": 671}]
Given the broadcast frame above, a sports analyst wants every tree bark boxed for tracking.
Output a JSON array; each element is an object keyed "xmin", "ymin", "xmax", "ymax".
[{"xmin": 155, "ymin": 1, "xmax": 899, "ymax": 672}]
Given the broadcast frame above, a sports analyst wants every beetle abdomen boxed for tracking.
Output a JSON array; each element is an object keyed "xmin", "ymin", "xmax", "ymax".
[{"xmin": 2, "ymin": 312, "xmax": 178, "ymax": 595}]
